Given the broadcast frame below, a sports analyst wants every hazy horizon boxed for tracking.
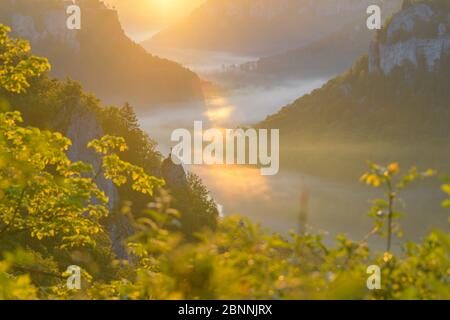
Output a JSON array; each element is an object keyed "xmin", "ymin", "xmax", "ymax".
[{"xmin": 104, "ymin": 0, "xmax": 205, "ymax": 42}]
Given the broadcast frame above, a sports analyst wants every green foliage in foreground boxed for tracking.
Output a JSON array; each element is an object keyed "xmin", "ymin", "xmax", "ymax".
[
  {"xmin": 0, "ymin": 23, "xmax": 448, "ymax": 300},
  {"xmin": 0, "ymin": 84, "xmax": 448, "ymax": 303},
  {"xmin": 0, "ymin": 25, "xmax": 49, "ymax": 94},
  {"xmin": 79, "ymin": 202, "xmax": 448, "ymax": 300}
]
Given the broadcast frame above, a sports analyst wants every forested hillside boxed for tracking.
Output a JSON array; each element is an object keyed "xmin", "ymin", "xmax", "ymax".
[
  {"xmin": 0, "ymin": 22, "xmax": 218, "ymax": 257},
  {"xmin": 259, "ymin": 0, "xmax": 450, "ymax": 178},
  {"xmin": 0, "ymin": 0, "xmax": 204, "ymax": 107}
]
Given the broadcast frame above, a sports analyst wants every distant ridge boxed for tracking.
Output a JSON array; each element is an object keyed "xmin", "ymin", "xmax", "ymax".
[
  {"xmin": 0, "ymin": 0, "xmax": 204, "ymax": 108},
  {"xmin": 145, "ymin": 0, "xmax": 401, "ymax": 56}
]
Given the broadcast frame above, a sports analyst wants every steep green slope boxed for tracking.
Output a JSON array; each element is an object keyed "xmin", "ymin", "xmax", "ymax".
[
  {"xmin": 0, "ymin": 0, "xmax": 204, "ymax": 107},
  {"xmin": 258, "ymin": 0, "xmax": 450, "ymax": 179},
  {"xmin": 0, "ymin": 26, "xmax": 218, "ymax": 243}
]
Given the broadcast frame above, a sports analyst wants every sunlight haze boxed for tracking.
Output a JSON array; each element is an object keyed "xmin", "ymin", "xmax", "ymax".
[{"xmin": 104, "ymin": 0, "xmax": 204, "ymax": 41}]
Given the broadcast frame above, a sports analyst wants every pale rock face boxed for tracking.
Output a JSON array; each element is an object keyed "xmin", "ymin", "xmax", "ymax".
[
  {"xmin": 386, "ymin": 4, "xmax": 434, "ymax": 43},
  {"xmin": 378, "ymin": 37, "xmax": 450, "ymax": 73},
  {"xmin": 65, "ymin": 107, "xmax": 118, "ymax": 211},
  {"xmin": 161, "ymin": 155, "xmax": 188, "ymax": 189},
  {"xmin": 11, "ymin": 11, "xmax": 80, "ymax": 52},
  {"xmin": 10, "ymin": 14, "xmax": 37, "ymax": 42},
  {"xmin": 63, "ymin": 107, "xmax": 132, "ymax": 259},
  {"xmin": 369, "ymin": 4, "xmax": 450, "ymax": 74}
]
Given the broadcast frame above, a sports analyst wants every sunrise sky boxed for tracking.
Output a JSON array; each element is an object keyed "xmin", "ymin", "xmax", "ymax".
[{"xmin": 104, "ymin": 0, "xmax": 205, "ymax": 41}]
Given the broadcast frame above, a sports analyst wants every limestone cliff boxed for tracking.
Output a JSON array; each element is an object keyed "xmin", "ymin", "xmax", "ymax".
[
  {"xmin": 64, "ymin": 106, "xmax": 118, "ymax": 210},
  {"xmin": 369, "ymin": 2, "xmax": 450, "ymax": 74},
  {"xmin": 161, "ymin": 154, "xmax": 188, "ymax": 190},
  {"xmin": 56, "ymin": 104, "xmax": 132, "ymax": 260},
  {"xmin": 259, "ymin": 0, "xmax": 450, "ymax": 143},
  {"xmin": 10, "ymin": 9, "xmax": 80, "ymax": 52}
]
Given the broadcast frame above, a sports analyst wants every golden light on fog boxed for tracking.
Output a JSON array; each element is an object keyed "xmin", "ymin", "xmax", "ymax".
[
  {"xmin": 209, "ymin": 97, "xmax": 227, "ymax": 106},
  {"xmin": 206, "ymin": 106, "xmax": 234, "ymax": 122},
  {"xmin": 204, "ymin": 95, "xmax": 234, "ymax": 123},
  {"xmin": 104, "ymin": 0, "xmax": 205, "ymax": 34},
  {"xmin": 192, "ymin": 165, "xmax": 272, "ymax": 202},
  {"xmin": 150, "ymin": 0, "xmax": 177, "ymax": 13}
]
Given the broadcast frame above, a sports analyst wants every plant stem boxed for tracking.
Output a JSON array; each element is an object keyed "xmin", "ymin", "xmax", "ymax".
[{"xmin": 386, "ymin": 182, "xmax": 394, "ymax": 252}]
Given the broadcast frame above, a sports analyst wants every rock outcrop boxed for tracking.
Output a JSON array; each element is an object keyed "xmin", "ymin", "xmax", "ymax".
[
  {"xmin": 11, "ymin": 10, "xmax": 80, "ymax": 52},
  {"xmin": 369, "ymin": 2, "xmax": 450, "ymax": 74},
  {"xmin": 161, "ymin": 154, "xmax": 188, "ymax": 190},
  {"xmin": 259, "ymin": 0, "xmax": 450, "ymax": 143},
  {"xmin": 385, "ymin": 4, "xmax": 434, "ymax": 42},
  {"xmin": 57, "ymin": 104, "xmax": 132, "ymax": 260},
  {"xmin": 64, "ymin": 106, "xmax": 118, "ymax": 210}
]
